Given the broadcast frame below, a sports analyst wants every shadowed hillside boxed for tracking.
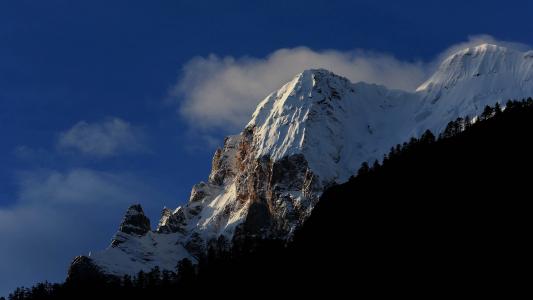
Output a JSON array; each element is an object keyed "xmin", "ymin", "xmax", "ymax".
[{"xmin": 8, "ymin": 99, "xmax": 532, "ymax": 299}]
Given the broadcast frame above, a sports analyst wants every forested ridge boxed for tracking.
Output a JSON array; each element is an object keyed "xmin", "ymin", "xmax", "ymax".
[{"xmin": 6, "ymin": 99, "xmax": 532, "ymax": 299}]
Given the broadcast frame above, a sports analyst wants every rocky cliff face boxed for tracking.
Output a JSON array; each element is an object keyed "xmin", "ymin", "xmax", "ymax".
[
  {"xmin": 111, "ymin": 204, "xmax": 151, "ymax": 247},
  {"xmin": 70, "ymin": 43, "xmax": 533, "ymax": 278}
]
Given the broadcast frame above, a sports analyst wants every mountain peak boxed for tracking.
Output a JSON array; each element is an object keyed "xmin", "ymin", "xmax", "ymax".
[
  {"xmin": 117, "ymin": 204, "xmax": 151, "ymax": 236},
  {"xmin": 300, "ymin": 67, "xmax": 331, "ymax": 74},
  {"xmin": 463, "ymin": 43, "xmax": 507, "ymax": 53},
  {"xmin": 246, "ymin": 68, "xmax": 416, "ymax": 184},
  {"xmin": 443, "ymin": 43, "xmax": 512, "ymax": 62},
  {"xmin": 246, "ymin": 68, "xmax": 347, "ymax": 158},
  {"xmin": 412, "ymin": 43, "xmax": 533, "ymax": 134},
  {"xmin": 247, "ymin": 68, "xmax": 351, "ymax": 130},
  {"xmin": 75, "ymin": 43, "xmax": 533, "ymax": 279},
  {"xmin": 416, "ymin": 43, "xmax": 529, "ymax": 93}
]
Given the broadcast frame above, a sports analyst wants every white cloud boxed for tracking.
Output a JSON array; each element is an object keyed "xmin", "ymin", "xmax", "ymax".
[
  {"xmin": 171, "ymin": 35, "xmax": 531, "ymax": 134},
  {"xmin": 0, "ymin": 168, "xmax": 161, "ymax": 296},
  {"xmin": 16, "ymin": 169, "xmax": 146, "ymax": 205},
  {"xmin": 173, "ymin": 47, "xmax": 428, "ymax": 131},
  {"xmin": 58, "ymin": 118, "xmax": 147, "ymax": 158}
]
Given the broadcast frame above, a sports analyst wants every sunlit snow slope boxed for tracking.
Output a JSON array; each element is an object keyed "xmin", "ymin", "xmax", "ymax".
[{"xmin": 71, "ymin": 43, "xmax": 533, "ymax": 278}]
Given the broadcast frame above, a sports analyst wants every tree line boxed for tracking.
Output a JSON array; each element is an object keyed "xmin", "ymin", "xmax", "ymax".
[
  {"xmin": 6, "ymin": 97, "xmax": 533, "ymax": 300},
  {"xmin": 356, "ymin": 98, "xmax": 533, "ymax": 176}
]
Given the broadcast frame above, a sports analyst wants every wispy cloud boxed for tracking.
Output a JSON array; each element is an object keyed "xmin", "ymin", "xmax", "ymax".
[
  {"xmin": 57, "ymin": 118, "xmax": 147, "ymax": 158},
  {"xmin": 170, "ymin": 35, "xmax": 531, "ymax": 135},
  {"xmin": 16, "ymin": 169, "xmax": 146, "ymax": 205},
  {"xmin": 0, "ymin": 168, "xmax": 160, "ymax": 296},
  {"xmin": 2, "ymin": 117, "xmax": 159, "ymax": 295},
  {"xmin": 172, "ymin": 47, "xmax": 428, "ymax": 131}
]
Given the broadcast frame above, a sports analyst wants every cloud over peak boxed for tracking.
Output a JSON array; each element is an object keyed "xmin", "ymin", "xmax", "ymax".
[
  {"xmin": 171, "ymin": 35, "xmax": 531, "ymax": 135},
  {"xmin": 174, "ymin": 47, "xmax": 428, "ymax": 131},
  {"xmin": 0, "ymin": 168, "xmax": 159, "ymax": 296}
]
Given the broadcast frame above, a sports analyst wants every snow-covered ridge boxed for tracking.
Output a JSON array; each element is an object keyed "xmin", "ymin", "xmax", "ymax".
[
  {"xmin": 70, "ymin": 43, "xmax": 533, "ymax": 278},
  {"xmin": 247, "ymin": 69, "xmax": 418, "ymax": 184},
  {"xmin": 417, "ymin": 43, "xmax": 529, "ymax": 92},
  {"xmin": 414, "ymin": 43, "xmax": 533, "ymax": 133}
]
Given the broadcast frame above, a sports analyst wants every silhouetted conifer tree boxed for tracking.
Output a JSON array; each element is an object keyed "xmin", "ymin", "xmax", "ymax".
[
  {"xmin": 8, "ymin": 287, "xmax": 26, "ymax": 300},
  {"xmin": 420, "ymin": 129, "xmax": 435, "ymax": 144},
  {"xmin": 464, "ymin": 115, "xmax": 472, "ymax": 129},
  {"xmin": 146, "ymin": 266, "xmax": 161, "ymax": 288},
  {"xmin": 358, "ymin": 162, "xmax": 370, "ymax": 176},
  {"xmin": 389, "ymin": 146, "xmax": 396, "ymax": 158},
  {"xmin": 372, "ymin": 160, "xmax": 381, "ymax": 171},
  {"xmin": 122, "ymin": 274, "xmax": 133, "ymax": 289},
  {"xmin": 494, "ymin": 102, "xmax": 502, "ymax": 116},
  {"xmin": 481, "ymin": 105, "xmax": 494, "ymax": 121},
  {"xmin": 506, "ymin": 100, "xmax": 515, "ymax": 110},
  {"xmin": 176, "ymin": 258, "xmax": 195, "ymax": 285},
  {"xmin": 135, "ymin": 270, "xmax": 146, "ymax": 289},
  {"xmin": 441, "ymin": 119, "xmax": 463, "ymax": 139},
  {"xmin": 161, "ymin": 270, "xmax": 173, "ymax": 287}
]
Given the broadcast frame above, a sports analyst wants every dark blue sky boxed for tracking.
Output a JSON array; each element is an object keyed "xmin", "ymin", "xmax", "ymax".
[{"xmin": 1, "ymin": 0, "xmax": 533, "ymax": 296}]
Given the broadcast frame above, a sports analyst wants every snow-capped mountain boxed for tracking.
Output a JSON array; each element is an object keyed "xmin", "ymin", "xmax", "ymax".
[
  {"xmin": 415, "ymin": 43, "xmax": 533, "ymax": 133},
  {"xmin": 70, "ymin": 43, "xmax": 533, "ymax": 277}
]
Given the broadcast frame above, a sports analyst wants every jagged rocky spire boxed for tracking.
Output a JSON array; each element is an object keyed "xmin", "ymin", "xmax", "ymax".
[
  {"xmin": 117, "ymin": 204, "xmax": 151, "ymax": 236},
  {"xmin": 110, "ymin": 204, "xmax": 151, "ymax": 247},
  {"xmin": 157, "ymin": 207, "xmax": 187, "ymax": 234}
]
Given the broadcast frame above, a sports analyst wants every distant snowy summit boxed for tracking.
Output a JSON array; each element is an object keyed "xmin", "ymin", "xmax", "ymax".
[
  {"xmin": 416, "ymin": 43, "xmax": 533, "ymax": 132},
  {"xmin": 69, "ymin": 43, "xmax": 533, "ymax": 278}
]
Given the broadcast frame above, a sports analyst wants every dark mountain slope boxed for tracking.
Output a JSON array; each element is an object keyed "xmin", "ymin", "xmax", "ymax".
[
  {"xmin": 289, "ymin": 100, "xmax": 532, "ymax": 295},
  {"xmin": 8, "ymin": 100, "xmax": 532, "ymax": 299},
  {"xmin": 201, "ymin": 100, "xmax": 532, "ymax": 296}
]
